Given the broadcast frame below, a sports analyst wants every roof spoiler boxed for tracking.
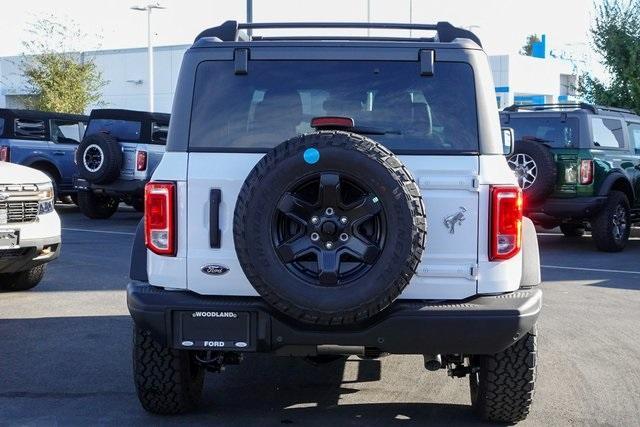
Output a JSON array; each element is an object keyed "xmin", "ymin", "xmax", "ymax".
[{"xmin": 194, "ymin": 20, "xmax": 481, "ymax": 47}]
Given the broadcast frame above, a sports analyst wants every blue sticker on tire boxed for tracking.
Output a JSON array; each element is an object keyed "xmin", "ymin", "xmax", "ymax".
[{"xmin": 303, "ymin": 148, "xmax": 320, "ymax": 164}]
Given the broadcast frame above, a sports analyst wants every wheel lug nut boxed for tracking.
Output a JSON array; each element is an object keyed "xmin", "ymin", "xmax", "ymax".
[
  {"xmin": 339, "ymin": 233, "xmax": 349, "ymax": 242},
  {"xmin": 311, "ymin": 232, "xmax": 320, "ymax": 242},
  {"xmin": 325, "ymin": 241, "xmax": 334, "ymax": 250},
  {"xmin": 325, "ymin": 207, "xmax": 334, "ymax": 216},
  {"xmin": 340, "ymin": 216, "xmax": 348, "ymax": 224},
  {"xmin": 311, "ymin": 216, "xmax": 319, "ymax": 225}
]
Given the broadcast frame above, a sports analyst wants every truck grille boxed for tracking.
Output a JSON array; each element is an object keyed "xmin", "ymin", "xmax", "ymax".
[{"xmin": 0, "ymin": 201, "xmax": 39, "ymax": 223}]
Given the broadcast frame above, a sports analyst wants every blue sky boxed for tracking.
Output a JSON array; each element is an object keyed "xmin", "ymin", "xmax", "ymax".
[{"xmin": 1, "ymin": 0, "xmax": 595, "ymax": 61}]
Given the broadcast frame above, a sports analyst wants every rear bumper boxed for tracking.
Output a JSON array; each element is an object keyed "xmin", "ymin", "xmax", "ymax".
[
  {"xmin": 74, "ymin": 177, "xmax": 146, "ymax": 197},
  {"xmin": 127, "ymin": 281, "xmax": 542, "ymax": 356},
  {"xmin": 0, "ymin": 237, "xmax": 61, "ymax": 273},
  {"xmin": 526, "ymin": 196, "xmax": 607, "ymax": 220}
]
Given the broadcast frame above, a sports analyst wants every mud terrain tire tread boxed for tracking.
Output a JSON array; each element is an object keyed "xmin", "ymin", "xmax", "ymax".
[
  {"xmin": 234, "ymin": 131, "xmax": 426, "ymax": 325},
  {"xmin": 132, "ymin": 325, "xmax": 205, "ymax": 415},
  {"xmin": 470, "ymin": 328, "xmax": 537, "ymax": 423}
]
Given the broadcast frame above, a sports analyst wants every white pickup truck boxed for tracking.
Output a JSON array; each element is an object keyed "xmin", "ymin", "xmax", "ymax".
[{"xmin": 0, "ymin": 162, "xmax": 61, "ymax": 291}]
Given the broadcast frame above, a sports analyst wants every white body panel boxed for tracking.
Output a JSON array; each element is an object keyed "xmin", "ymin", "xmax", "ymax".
[
  {"xmin": 147, "ymin": 153, "xmax": 188, "ymax": 289},
  {"xmin": 0, "ymin": 162, "xmax": 61, "ymax": 246},
  {"xmin": 150, "ymin": 150, "xmax": 523, "ymax": 299},
  {"xmin": 0, "ymin": 162, "xmax": 50, "ymax": 184}
]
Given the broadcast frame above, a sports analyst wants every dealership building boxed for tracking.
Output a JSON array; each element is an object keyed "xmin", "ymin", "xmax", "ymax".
[{"xmin": 0, "ymin": 40, "xmax": 577, "ymax": 113}]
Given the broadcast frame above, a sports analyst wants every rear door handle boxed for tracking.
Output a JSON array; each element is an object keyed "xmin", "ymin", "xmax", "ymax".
[
  {"xmin": 209, "ymin": 189, "xmax": 221, "ymax": 248},
  {"xmin": 53, "ymin": 151, "xmax": 65, "ymax": 156}
]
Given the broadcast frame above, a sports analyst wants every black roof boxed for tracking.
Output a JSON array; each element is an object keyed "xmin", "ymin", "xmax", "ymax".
[
  {"xmin": 89, "ymin": 109, "xmax": 170, "ymax": 124},
  {"xmin": 0, "ymin": 108, "xmax": 88, "ymax": 122},
  {"xmin": 193, "ymin": 21, "xmax": 482, "ymax": 47}
]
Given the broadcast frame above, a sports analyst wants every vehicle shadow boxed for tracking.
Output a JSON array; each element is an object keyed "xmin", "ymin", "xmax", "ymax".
[
  {"xmin": 0, "ymin": 315, "xmax": 483, "ymax": 426},
  {"xmin": 56, "ymin": 203, "xmax": 143, "ymax": 222},
  {"xmin": 538, "ymin": 233, "xmax": 640, "ymax": 291}
]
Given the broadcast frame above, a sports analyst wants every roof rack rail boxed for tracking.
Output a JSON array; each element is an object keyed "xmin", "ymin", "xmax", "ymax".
[
  {"xmin": 593, "ymin": 105, "xmax": 637, "ymax": 115},
  {"xmin": 194, "ymin": 20, "xmax": 482, "ymax": 47},
  {"xmin": 503, "ymin": 103, "xmax": 598, "ymax": 114},
  {"xmin": 503, "ymin": 103, "xmax": 638, "ymax": 115}
]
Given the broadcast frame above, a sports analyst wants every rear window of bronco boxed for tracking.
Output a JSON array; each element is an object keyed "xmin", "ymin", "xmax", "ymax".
[
  {"xmin": 86, "ymin": 119, "xmax": 142, "ymax": 142},
  {"xmin": 189, "ymin": 60, "xmax": 479, "ymax": 154},
  {"xmin": 504, "ymin": 116, "xmax": 580, "ymax": 148}
]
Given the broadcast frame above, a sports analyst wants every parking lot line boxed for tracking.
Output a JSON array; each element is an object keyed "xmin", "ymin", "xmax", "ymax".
[
  {"xmin": 542, "ymin": 264, "xmax": 640, "ymax": 275},
  {"xmin": 62, "ymin": 227, "xmax": 136, "ymax": 236}
]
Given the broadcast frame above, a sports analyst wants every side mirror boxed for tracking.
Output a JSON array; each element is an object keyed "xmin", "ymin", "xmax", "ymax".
[{"xmin": 502, "ymin": 127, "xmax": 515, "ymax": 156}]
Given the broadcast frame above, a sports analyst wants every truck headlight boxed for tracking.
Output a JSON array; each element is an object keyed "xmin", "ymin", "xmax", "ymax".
[{"xmin": 37, "ymin": 183, "xmax": 54, "ymax": 201}]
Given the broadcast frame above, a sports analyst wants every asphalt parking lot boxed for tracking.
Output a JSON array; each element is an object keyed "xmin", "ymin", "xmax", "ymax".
[{"xmin": 1, "ymin": 205, "xmax": 639, "ymax": 426}]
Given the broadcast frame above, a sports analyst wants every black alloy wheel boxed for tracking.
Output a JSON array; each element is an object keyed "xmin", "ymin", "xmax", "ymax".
[{"xmin": 272, "ymin": 172, "xmax": 386, "ymax": 286}]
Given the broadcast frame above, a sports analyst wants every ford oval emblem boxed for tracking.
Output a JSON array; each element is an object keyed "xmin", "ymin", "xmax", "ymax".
[{"xmin": 201, "ymin": 264, "xmax": 229, "ymax": 276}]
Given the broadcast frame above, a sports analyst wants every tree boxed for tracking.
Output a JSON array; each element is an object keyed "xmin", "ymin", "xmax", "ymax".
[
  {"xmin": 19, "ymin": 16, "xmax": 106, "ymax": 114},
  {"xmin": 579, "ymin": 0, "xmax": 640, "ymax": 112},
  {"xmin": 520, "ymin": 34, "xmax": 541, "ymax": 56}
]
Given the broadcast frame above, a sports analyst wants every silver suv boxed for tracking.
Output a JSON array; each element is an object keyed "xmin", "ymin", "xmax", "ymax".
[
  {"xmin": 127, "ymin": 21, "xmax": 542, "ymax": 423},
  {"xmin": 74, "ymin": 109, "xmax": 169, "ymax": 218}
]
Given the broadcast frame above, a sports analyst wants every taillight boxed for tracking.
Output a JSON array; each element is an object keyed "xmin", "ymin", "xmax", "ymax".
[
  {"xmin": 144, "ymin": 182, "xmax": 176, "ymax": 256},
  {"xmin": 489, "ymin": 185, "xmax": 523, "ymax": 261},
  {"xmin": 0, "ymin": 146, "xmax": 9, "ymax": 162},
  {"xmin": 136, "ymin": 150, "xmax": 147, "ymax": 171},
  {"xmin": 579, "ymin": 160, "xmax": 593, "ymax": 185}
]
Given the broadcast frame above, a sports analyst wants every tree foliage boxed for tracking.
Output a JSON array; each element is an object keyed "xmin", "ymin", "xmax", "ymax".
[
  {"xmin": 19, "ymin": 16, "xmax": 106, "ymax": 114},
  {"xmin": 520, "ymin": 34, "xmax": 541, "ymax": 56},
  {"xmin": 579, "ymin": 0, "xmax": 640, "ymax": 112}
]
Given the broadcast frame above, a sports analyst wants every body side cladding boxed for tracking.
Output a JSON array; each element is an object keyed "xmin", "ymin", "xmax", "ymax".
[
  {"xmin": 130, "ymin": 219, "xmax": 148, "ymax": 282},
  {"xmin": 520, "ymin": 217, "xmax": 541, "ymax": 288}
]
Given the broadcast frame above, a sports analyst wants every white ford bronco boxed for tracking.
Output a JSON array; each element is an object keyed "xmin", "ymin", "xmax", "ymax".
[
  {"xmin": 0, "ymin": 162, "xmax": 60, "ymax": 291},
  {"xmin": 127, "ymin": 21, "xmax": 542, "ymax": 423}
]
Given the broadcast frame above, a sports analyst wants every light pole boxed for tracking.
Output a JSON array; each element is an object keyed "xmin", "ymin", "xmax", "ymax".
[
  {"xmin": 247, "ymin": 0, "xmax": 253, "ymax": 37},
  {"xmin": 366, "ymin": 0, "xmax": 370, "ymax": 36},
  {"xmin": 131, "ymin": 3, "xmax": 166, "ymax": 112}
]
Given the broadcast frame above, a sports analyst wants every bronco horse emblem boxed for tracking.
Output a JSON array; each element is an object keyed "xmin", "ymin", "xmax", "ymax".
[{"xmin": 443, "ymin": 207, "xmax": 467, "ymax": 234}]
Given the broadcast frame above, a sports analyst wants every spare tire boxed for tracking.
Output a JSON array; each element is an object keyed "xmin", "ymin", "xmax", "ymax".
[
  {"xmin": 507, "ymin": 139, "xmax": 557, "ymax": 203},
  {"xmin": 76, "ymin": 133, "xmax": 122, "ymax": 184},
  {"xmin": 234, "ymin": 131, "xmax": 426, "ymax": 325}
]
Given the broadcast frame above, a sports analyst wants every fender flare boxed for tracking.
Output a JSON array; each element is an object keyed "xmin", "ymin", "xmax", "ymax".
[
  {"xmin": 598, "ymin": 172, "xmax": 634, "ymax": 203},
  {"xmin": 23, "ymin": 155, "xmax": 63, "ymax": 182},
  {"xmin": 520, "ymin": 216, "xmax": 541, "ymax": 288},
  {"xmin": 130, "ymin": 219, "xmax": 148, "ymax": 282}
]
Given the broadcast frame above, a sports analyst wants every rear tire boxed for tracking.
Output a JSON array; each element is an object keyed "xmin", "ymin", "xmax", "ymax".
[
  {"xmin": 77, "ymin": 191, "xmax": 119, "ymax": 219},
  {"xmin": 559, "ymin": 223, "xmax": 585, "ymax": 237},
  {"xmin": 133, "ymin": 325, "xmax": 205, "ymax": 415},
  {"xmin": 591, "ymin": 191, "xmax": 630, "ymax": 252},
  {"xmin": 469, "ymin": 328, "xmax": 537, "ymax": 423},
  {"xmin": 0, "ymin": 265, "xmax": 45, "ymax": 292}
]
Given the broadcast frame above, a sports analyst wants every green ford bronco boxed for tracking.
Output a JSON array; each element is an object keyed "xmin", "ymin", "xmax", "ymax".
[{"xmin": 501, "ymin": 103, "xmax": 640, "ymax": 252}]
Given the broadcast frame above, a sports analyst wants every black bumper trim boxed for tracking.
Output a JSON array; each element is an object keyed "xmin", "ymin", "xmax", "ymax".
[
  {"xmin": 127, "ymin": 282, "xmax": 542, "ymax": 355},
  {"xmin": 0, "ymin": 243, "xmax": 61, "ymax": 273},
  {"xmin": 74, "ymin": 177, "xmax": 146, "ymax": 197},
  {"xmin": 527, "ymin": 195, "xmax": 607, "ymax": 219}
]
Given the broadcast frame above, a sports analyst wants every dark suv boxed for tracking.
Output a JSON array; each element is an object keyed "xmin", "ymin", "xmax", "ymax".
[{"xmin": 501, "ymin": 103, "xmax": 640, "ymax": 251}]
